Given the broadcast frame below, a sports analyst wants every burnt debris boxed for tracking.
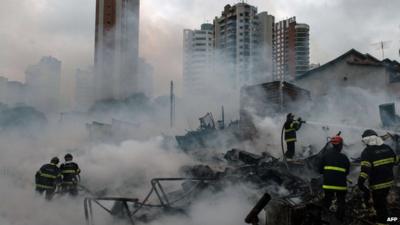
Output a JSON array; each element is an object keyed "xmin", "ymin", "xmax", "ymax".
[{"xmin": 83, "ymin": 145, "xmax": 400, "ymax": 225}]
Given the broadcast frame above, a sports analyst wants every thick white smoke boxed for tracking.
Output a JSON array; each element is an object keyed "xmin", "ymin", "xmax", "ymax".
[
  {"xmin": 0, "ymin": 122, "xmax": 195, "ymax": 225},
  {"xmin": 251, "ymin": 85, "xmax": 398, "ymax": 161}
]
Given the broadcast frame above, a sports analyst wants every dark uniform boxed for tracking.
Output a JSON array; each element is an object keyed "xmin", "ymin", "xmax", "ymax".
[
  {"xmin": 284, "ymin": 114, "xmax": 302, "ymax": 159},
  {"xmin": 319, "ymin": 138, "xmax": 350, "ymax": 221},
  {"xmin": 358, "ymin": 130, "xmax": 399, "ymax": 225},
  {"xmin": 60, "ymin": 161, "xmax": 81, "ymax": 196},
  {"xmin": 35, "ymin": 162, "xmax": 61, "ymax": 200}
]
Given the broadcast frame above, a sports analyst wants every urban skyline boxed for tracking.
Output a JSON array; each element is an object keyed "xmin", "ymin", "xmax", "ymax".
[
  {"xmin": 183, "ymin": 3, "xmax": 309, "ymax": 97},
  {"xmin": 0, "ymin": 0, "xmax": 399, "ymax": 99}
]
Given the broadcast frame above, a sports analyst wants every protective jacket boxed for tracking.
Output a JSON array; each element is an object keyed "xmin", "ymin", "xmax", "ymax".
[
  {"xmin": 359, "ymin": 136, "xmax": 399, "ymax": 190},
  {"xmin": 60, "ymin": 162, "xmax": 80, "ymax": 185},
  {"xmin": 319, "ymin": 148, "xmax": 350, "ymax": 191},
  {"xmin": 35, "ymin": 163, "xmax": 61, "ymax": 189},
  {"xmin": 284, "ymin": 119, "xmax": 301, "ymax": 143}
]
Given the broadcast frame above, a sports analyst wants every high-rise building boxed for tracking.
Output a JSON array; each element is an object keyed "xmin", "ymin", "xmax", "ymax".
[
  {"xmin": 273, "ymin": 17, "xmax": 310, "ymax": 81},
  {"xmin": 0, "ymin": 76, "xmax": 8, "ymax": 104},
  {"xmin": 214, "ymin": 3, "xmax": 259, "ymax": 88},
  {"xmin": 7, "ymin": 81, "xmax": 27, "ymax": 107},
  {"xmin": 75, "ymin": 68, "xmax": 95, "ymax": 111},
  {"xmin": 0, "ymin": 76, "xmax": 28, "ymax": 107},
  {"xmin": 213, "ymin": 3, "xmax": 275, "ymax": 88},
  {"xmin": 254, "ymin": 12, "xmax": 275, "ymax": 83},
  {"xmin": 138, "ymin": 58, "xmax": 154, "ymax": 98},
  {"xmin": 94, "ymin": 0, "xmax": 140, "ymax": 100},
  {"xmin": 25, "ymin": 56, "xmax": 61, "ymax": 112},
  {"xmin": 183, "ymin": 23, "xmax": 214, "ymax": 97}
]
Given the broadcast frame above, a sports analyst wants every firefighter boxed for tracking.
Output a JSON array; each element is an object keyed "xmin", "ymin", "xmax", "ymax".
[
  {"xmin": 60, "ymin": 153, "xmax": 81, "ymax": 196},
  {"xmin": 358, "ymin": 129, "xmax": 399, "ymax": 225},
  {"xmin": 319, "ymin": 135, "xmax": 350, "ymax": 222},
  {"xmin": 284, "ymin": 113, "xmax": 304, "ymax": 159},
  {"xmin": 35, "ymin": 157, "xmax": 62, "ymax": 200}
]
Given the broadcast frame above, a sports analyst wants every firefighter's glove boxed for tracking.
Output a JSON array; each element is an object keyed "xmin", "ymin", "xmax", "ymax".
[{"xmin": 298, "ymin": 118, "xmax": 306, "ymax": 124}]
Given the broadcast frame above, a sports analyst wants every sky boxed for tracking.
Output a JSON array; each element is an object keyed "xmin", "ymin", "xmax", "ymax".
[{"xmin": 0, "ymin": 0, "xmax": 399, "ymax": 98}]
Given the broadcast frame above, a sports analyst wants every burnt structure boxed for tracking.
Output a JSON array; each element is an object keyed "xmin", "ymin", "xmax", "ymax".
[
  {"xmin": 83, "ymin": 145, "xmax": 400, "ymax": 225},
  {"xmin": 240, "ymin": 81, "xmax": 310, "ymax": 139},
  {"xmin": 379, "ymin": 103, "xmax": 400, "ymax": 128},
  {"xmin": 175, "ymin": 112, "xmax": 240, "ymax": 152}
]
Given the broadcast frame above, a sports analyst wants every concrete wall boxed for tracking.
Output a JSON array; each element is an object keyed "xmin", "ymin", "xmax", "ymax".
[{"xmin": 295, "ymin": 55, "xmax": 391, "ymax": 97}]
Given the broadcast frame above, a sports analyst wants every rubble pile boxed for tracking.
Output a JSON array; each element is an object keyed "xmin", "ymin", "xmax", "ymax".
[{"xmin": 83, "ymin": 145, "xmax": 400, "ymax": 225}]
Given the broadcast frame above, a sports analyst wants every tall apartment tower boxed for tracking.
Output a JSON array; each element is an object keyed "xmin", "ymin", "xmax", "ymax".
[
  {"xmin": 213, "ymin": 3, "xmax": 275, "ymax": 88},
  {"xmin": 273, "ymin": 17, "xmax": 310, "ymax": 81},
  {"xmin": 214, "ymin": 3, "xmax": 259, "ymax": 88},
  {"xmin": 25, "ymin": 56, "xmax": 61, "ymax": 112},
  {"xmin": 183, "ymin": 23, "xmax": 214, "ymax": 97},
  {"xmin": 94, "ymin": 0, "xmax": 140, "ymax": 100},
  {"xmin": 255, "ymin": 12, "xmax": 275, "ymax": 83},
  {"xmin": 75, "ymin": 68, "xmax": 95, "ymax": 111}
]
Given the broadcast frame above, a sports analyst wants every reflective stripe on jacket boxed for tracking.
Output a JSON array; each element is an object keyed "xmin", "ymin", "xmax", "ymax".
[
  {"xmin": 319, "ymin": 148, "xmax": 350, "ymax": 191},
  {"xmin": 35, "ymin": 163, "xmax": 61, "ymax": 189},
  {"xmin": 284, "ymin": 120, "xmax": 301, "ymax": 142},
  {"xmin": 359, "ymin": 144, "xmax": 396, "ymax": 190},
  {"xmin": 60, "ymin": 162, "xmax": 80, "ymax": 184}
]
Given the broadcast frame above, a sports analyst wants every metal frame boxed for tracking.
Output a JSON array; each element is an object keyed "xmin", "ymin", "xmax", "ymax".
[{"xmin": 84, "ymin": 177, "xmax": 215, "ymax": 225}]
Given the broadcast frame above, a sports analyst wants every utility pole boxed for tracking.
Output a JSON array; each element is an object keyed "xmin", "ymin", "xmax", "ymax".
[{"xmin": 170, "ymin": 81, "xmax": 175, "ymax": 128}]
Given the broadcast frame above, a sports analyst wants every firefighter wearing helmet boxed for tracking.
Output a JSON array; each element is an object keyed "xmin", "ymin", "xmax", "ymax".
[
  {"xmin": 284, "ymin": 113, "xmax": 305, "ymax": 159},
  {"xmin": 35, "ymin": 157, "xmax": 62, "ymax": 200},
  {"xmin": 358, "ymin": 129, "xmax": 399, "ymax": 225},
  {"xmin": 318, "ymin": 135, "xmax": 350, "ymax": 222},
  {"xmin": 60, "ymin": 153, "xmax": 81, "ymax": 196}
]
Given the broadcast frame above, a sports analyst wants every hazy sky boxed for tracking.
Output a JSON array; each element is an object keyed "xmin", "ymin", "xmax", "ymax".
[{"xmin": 0, "ymin": 0, "xmax": 399, "ymax": 97}]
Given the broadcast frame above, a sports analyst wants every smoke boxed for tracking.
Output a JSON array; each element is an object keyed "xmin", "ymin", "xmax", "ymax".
[
  {"xmin": 1, "ymin": 1, "xmax": 400, "ymax": 225},
  {"xmin": 0, "ymin": 120, "xmax": 196, "ymax": 225},
  {"xmin": 248, "ymin": 84, "xmax": 398, "ymax": 161},
  {"xmin": 0, "ymin": 117, "xmax": 268, "ymax": 225},
  {"xmin": 81, "ymin": 137, "xmax": 194, "ymax": 195},
  {"xmin": 140, "ymin": 185, "xmax": 259, "ymax": 225}
]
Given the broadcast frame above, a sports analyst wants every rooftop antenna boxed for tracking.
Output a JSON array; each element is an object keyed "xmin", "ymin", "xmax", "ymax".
[
  {"xmin": 170, "ymin": 80, "xmax": 175, "ymax": 128},
  {"xmin": 371, "ymin": 40, "xmax": 391, "ymax": 59},
  {"xmin": 398, "ymin": 25, "xmax": 400, "ymax": 57}
]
